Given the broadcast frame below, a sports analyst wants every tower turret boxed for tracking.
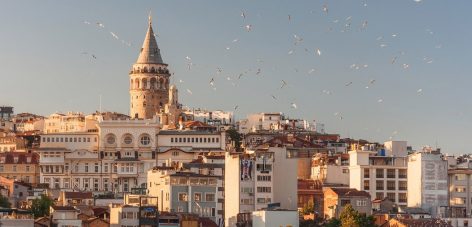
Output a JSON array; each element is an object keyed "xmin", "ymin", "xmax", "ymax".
[{"xmin": 129, "ymin": 14, "xmax": 171, "ymax": 119}]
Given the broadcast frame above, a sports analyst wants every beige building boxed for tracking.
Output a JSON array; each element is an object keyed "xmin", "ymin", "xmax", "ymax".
[
  {"xmin": 323, "ymin": 187, "xmax": 372, "ymax": 219},
  {"xmin": 0, "ymin": 152, "xmax": 39, "ymax": 184},
  {"xmin": 44, "ymin": 112, "xmax": 97, "ymax": 134},
  {"xmin": 447, "ymin": 167, "xmax": 472, "ymax": 218}
]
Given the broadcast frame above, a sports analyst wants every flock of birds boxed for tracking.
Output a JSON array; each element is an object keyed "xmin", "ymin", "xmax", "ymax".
[{"xmin": 80, "ymin": 0, "xmax": 437, "ymax": 139}]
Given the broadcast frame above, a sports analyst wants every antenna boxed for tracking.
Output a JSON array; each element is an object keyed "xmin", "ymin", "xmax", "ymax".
[{"xmin": 99, "ymin": 94, "xmax": 102, "ymax": 113}]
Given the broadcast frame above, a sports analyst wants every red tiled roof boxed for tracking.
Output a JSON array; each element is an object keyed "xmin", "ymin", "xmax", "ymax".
[
  {"xmin": 199, "ymin": 217, "xmax": 218, "ymax": 227},
  {"xmin": 330, "ymin": 188, "xmax": 371, "ymax": 198},
  {"xmin": 384, "ymin": 218, "xmax": 452, "ymax": 227},
  {"xmin": 64, "ymin": 191, "xmax": 93, "ymax": 199},
  {"xmin": 0, "ymin": 152, "xmax": 39, "ymax": 164}
]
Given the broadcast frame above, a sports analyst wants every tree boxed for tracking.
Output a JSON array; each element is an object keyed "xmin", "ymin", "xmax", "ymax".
[
  {"xmin": 226, "ymin": 128, "xmax": 242, "ymax": 150},
  {"xmin": 0, "ymin": 194, "xmax": 11, "ymax": 208},
  {"xmin": 30, "ymin": 194, "xmax": 54, "ymax": 218},
  {"xmin": 339, "ymin": 204, "xmax": 360, "ymax": 227},
  {"xmin": 301, "ymin": 200, "xmax": 315, "ymax": 215},
  {"xmin": 324, "ymin": 218, "xmax": 341, "ymax": 227}
]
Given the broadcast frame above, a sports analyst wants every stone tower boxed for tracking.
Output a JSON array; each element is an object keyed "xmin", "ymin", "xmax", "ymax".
[{"xmin": 129, "ymin": 15, "xmax": 171, "ymax": 119}]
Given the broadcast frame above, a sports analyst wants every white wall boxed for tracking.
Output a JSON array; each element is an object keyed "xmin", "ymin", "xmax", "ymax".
[
  {"xmin": 224, "ymin": 152, "xmax": 240, "ymax": 227},
  {"xmin": 272, "ymin": 147, "xmax": 298, "ymax": 210},
  {"xmin": 252, "ymin": 210, "xmax": 299, "ymax": 227}
]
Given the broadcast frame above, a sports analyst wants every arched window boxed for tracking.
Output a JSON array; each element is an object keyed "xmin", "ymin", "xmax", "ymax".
[
  {"xmin": 143, "ymin": 67, "xmax": 148, "ymax": 73},
  {"xmin": 106, "ymin": 134, "xmax": 116, "ymax": 145},
  {"xmin": 142, "ymin": 78, "xmax": 147, "ymax": 89},
  {"xmin": 140, "ymin": 134, "xmax": 151, "ymax": 146},
  {"xmin": 122, "ymin": 134, "xmax": 133, "ymax": 146},
  {"xmin": 150, "ymin": 78, "xmax": 156, "ymax": 90},
  {"xmin": 159, "ymin": 78, "xmax": 164, "ymax": 89},
  {"xmin": 151, "ymin": 67, "xmax": 155, "ymax": 73},
  {"xmin": 130, "ymin": 79, "xmax": 134, "ymax": 89},
  {"xmin": 135, "ymin": 79, "xmax": 140, "ymax": 89}
]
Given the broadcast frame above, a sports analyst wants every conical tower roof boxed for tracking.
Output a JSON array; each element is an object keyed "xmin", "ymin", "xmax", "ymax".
[{"xmin": 136, "ymin": 15, "xmax": 164, "ymax": 64}]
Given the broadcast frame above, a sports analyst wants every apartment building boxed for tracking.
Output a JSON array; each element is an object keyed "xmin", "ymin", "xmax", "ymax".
[
  {"xmin": 0, "ymin": 152, "xmax": 39, "ymax": 184},
  {"xmin": 349, "ymin": 142, "xmax": 408, "ymax": 207},
  {"xmin": 407, "ymin": 147, "xmax": 448, "ymax": 217},
  {"xmin": 311, "ymin": 153, "xmax": 350, "ymax": 185}
]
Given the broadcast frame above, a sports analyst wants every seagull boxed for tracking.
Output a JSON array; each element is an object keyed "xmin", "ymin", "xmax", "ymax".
[
  {"xmin": 271, "ymin": 95, "xmax": 277, "ymax": 100},
  {"xmin": 234, "ymin": 105, "xmax": 239, "ymax": 110},
  {"xmin": 380, "ymin": 44, "xmax": 387, "ymax": 48},
  {"xmin": 256, "ymin": 68, "xmax": 261, "ymax": 75},
  {"xmin": 179, "ymin": 79, "xmax": 184, "ymax": 83},
  {"xmin": 402, "ymin": 63, "xmax": 410, "ymax": 69},
  {"xmin": 345, "ymin": 82, "xmax": 353, "ymax": 86},
  {"xmin": 225, "ymin": 47, "xmax": 231, "ymax": 50},
  {"xmin": 417, "ymin": 88, "xmax": 423, "ymax": 94},
  {"xmin": 391, "ymin": 56, "xmax": 398, "ymax": 64},
  {"xmin": 288, "ymin": 15, "xmax": 291, "ymax": 21},
  {"xmin": 280, "ymin": 80, "xmax": 288, "ymax": 89},
  {"xmin": 209, "ymin": 78, "xmax": 215, "ymax": 86},
  {"xmin": 241, "ymin": 11, "xmax": 246, "ymax": 19},
  {"xmin": 186, "ymin": 89, "xmax": 193, "ymax": 95},
  {"xmin": 322, "ymin": 4, "xmax": 328, "ymax": 14},
  {"xmin": 377, "ymin": 98, "xmax": 383, "ymax": 103},
  {"xmin": 96, "ymin": 22, "xmax": 105, "ymax": 28},
  {"xmin": 92, "ymin": 54, "xmax": 97, "ymax": 59},
  {"xmin": 369, "ymin": 79, "xmax": 376, "ymax": 84},
  {"xmin": 232, "ymin": 38, "xmax": 239, "ymax": 43},
  {"xmin": 316, "ymin": 49, "xmax": 322, "ymax": 56},
  {"xmin": 308, "ymin": 69, "xmax": 316, "ymax": 74},
  {"xmin": 288, "ymin": 50, "xmax": 294, "ymax": 55},
  {"xmin": 226, "ymin": 76, "xmax": 232, "ymax": 81},
  {"xmin": 291, "ymin": 103, "xmax": 297, "ymax": 109},
  {"xmin": 238, "ymin": 73, "xmax": 244, "ymax": 80},
  {"xmin": 83, "ymin": 21, "xmax": 91, "ymax": 25},
  {"xmin": 185, "ymin": 56, "xmax": 192, "ymax": 61},
  {"xmin": 110, "ymin": 32, "xmax": 119, "ymax": 40},
  {"xmin": 244, "ymin": 24, "xmax": 252, "ymax": 32},
  {"xmin": 361, "ymin": 20, "xmax": 368, "ymax": 30}
]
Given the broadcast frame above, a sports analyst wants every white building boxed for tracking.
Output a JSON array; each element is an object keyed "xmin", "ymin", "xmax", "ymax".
[
  {"xmin": 44, "ymin": 112, "xmax": 97, "ymax": 134},
  {"xmin": 349, "ymin": 142, "xmax": 408, "ymax": 207},
  {"xmin": 252, "ymin": 210, "xmax": 299, "ymax": 227},
  {"xmin": 224, "ymin": 147, "xmax": 298, "ymax": 227},
  {"xmin": 311, "ymin": 153, "xmax": 350, "ymax": 185},
  {"xmin": 407, "ymin": 147, "xmax": 448, "ymax": 217},
  {"xmin": 238, "ymin": 113, "xmax": 284, "ymax": 134}
]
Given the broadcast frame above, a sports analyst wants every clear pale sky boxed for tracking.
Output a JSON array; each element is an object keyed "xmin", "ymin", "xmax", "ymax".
[{"xmin": 1, "ymin": 1, "xmax": 471, "ymax": 154}]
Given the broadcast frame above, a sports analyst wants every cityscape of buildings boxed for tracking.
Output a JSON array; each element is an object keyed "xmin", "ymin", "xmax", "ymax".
[{"xmin": 0, "ymin": 10, "xmax": 468, "ymax": 227}]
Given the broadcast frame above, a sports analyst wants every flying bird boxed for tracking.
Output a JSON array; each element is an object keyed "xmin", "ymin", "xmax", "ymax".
[
  {"xmin": 291, "ymin": 103, "xmax": 297, "ymax": 109},
  {"xmin": 322, "ymin": 4, "xmax": 328, "ymax": 14},
  {"xmin": 280, "ymin": 80, "xmax": 288, "ymax": 89},
  {"xmin": 244, "ymin": 24, "xmax": 253, "ymax": 32},
  {"xmin": 186, "ymin": 89, "xmax": 193, "ymax": 95},
  {"xmin": 241, "ymin": 11, "xmax": 246, "ymax": 19},
  {"xmin": 209, "ymin": 78, "xmax": 215, "ymax": 86},
  {"xmin": 271, "ymin": 95, "xmax": 277, "ymax": 100},
  {"xmin": 316, "ymin": 49, "xmax": 322, "ymax": 56},
  {"xmin": 345, "ymin": 82, "xmax": 353, "ymax": 86}
]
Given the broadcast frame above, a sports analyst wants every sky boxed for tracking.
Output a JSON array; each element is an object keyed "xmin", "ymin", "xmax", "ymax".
[{"xmin": 0, "ymin": 0, "xmax": 471, "ymax": 154}]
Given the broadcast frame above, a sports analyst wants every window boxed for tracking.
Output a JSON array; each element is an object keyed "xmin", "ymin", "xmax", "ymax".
[
  {"xmin": 95, "ymin": 163, "xmax": 99, "ymax": 173},
  {"xmin": 257, "ymin": 187, "xmax": 271, "ymax": 193},
  {"xmin": 140, "ymin": 135, "xmax": 151, "ymax": 145},
  {"xmin": 13, "ymin": 165, "xmax": 16, "ymax": 172},
  {"xmin": 356, "ymin": 200, "xmax": 367, "ymax": 207},
  {"xmin": 106, "ymin": 134, "xmax": 116, "ymax": 144},
  {"xmin": 363, "ymin": 180, "xmax": 370, "ymax": 190},
  {"xmin": 387, "ymin": 169, "xmax": 396, "ymax": 178},
  {"xmin": 399, "ymin": 181, "xmax": 407, "ymax": 190},
  {"xmin": 376, "ymin": 169, "xmax": 384, "ymax": 178},
  {"xmin": 341, "ymin": 199, "xmax": 350, "ymax": 206},
  {"xmin": 364, "ymin": 168, "xmax": 370, "ymax": 178},
  {"xmin": 375, "ymin": 192, "xmax": 384, "ymax": 200},
  {"xmin": 179, "ymin": 193, "xmax": 188, "ymax": 201},
  {"xmin": 387, "ymin": 193, "xmax": 396, "ymax": 202},
  {"xmin": 171, "ymin": 138, "xmax": 174, "ymax": 143},
  {"xmin": 399, "ymin": 193, "xmax": 407, "ymax": 203},
  {"xmin": 376, "ymin": 180, "xmax": 384, "ymax": 190},
  {"xmin": 455, "ymin": 174, "xmax": 466, "ymax": 181},
  {"xmin": 456, "ymin": 186, "xmax": 467, "ymax": 193},
  {"xmin": 387, "ymin": 181, "xmax": 395, "ymax": 190},
  {"xmin": 257, "ymin": 198, "xmax": 270, "ymax": 204},
  {"xmin": 123, "ymin": 135, "xmax": 133, "ymax": 145},
  {"xmin": 342, "ymin": 169, "xmax": 349, "ymax": 173},
  {"xmin": 205, "ymin": 193, "xmax": 215, "ymax": 202},
  {"xmin": 257, "ymin": 175, "xmax": 271, "ymax": 181},
  {"xmin": 194, "ymin": 193, "xmax": 201, "ymax": 201},
  {"xmin": 26, "ymin": 165, "xmax": 30, "ymax": 172},
  {"xmin": 399, "ymin": 169, "xmax": 407, "ymax": 178},
  {"xmin": 85, "ymin": 163, "xmax": 89, "ymax": 173}
]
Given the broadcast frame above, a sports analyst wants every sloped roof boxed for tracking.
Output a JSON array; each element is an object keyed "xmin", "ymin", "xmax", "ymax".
[
  {"xmin": 136, "ymin": 16, "xmax": 164, "ymax": 64},
  {"xmin": 64, "ymin": 191, "xmax": 93, "ymax": 199},
  {"xmin": 330, "ymin": 188, "xmax": 371, "ymax": 197}
]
